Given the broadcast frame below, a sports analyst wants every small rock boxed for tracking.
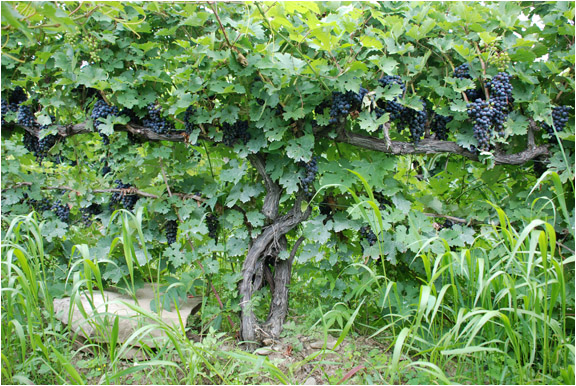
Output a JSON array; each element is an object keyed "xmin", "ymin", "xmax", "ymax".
[
  {"xmin": 254, "ymin": 347, "xmax": 275, "ymax": 356},
  {"xmin": 309, "ymin": 336, "xmax": 338, "ymax": 350},
  {"xmin": 304, "ymin": 377, "xmax": 317, "ymax": 385}
]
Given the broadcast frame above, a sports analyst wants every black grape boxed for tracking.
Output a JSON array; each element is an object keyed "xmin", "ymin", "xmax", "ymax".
[
  {"xmin": 9, "ymin": 86, "xmax": 28, "ymax": 106},
  {"xmin": 222, "ymin": 120, "xmax": 250, "ymax": 147},
  {"xmin": 359, "ymin": 225, "xmax": 377, "ymax": 246},
  {"xmin": 430, "ymin": 113, "xmax": 453, "ymax": 141},
  {"xmin": 51, "ymin": 201, "xmax": 70, "ymax": 223},
  {"xmin": 110, "ymin": 180, "xmax": 139, "ymax": 211},
  {"xmin": 165, "ymin": 220, "xmax": 178, "ymax": 245},
  {"xmin": 91, "ymin": 99, "xmax": 119, "ymax": 145},
  {"xmin": 81, "ymin": 204, "xmax": 102, "ymax": 227},
  {"xmin": 329, "ymin": 87, "xmax": 368, "ymax": 123},
  {"xmin": 299, "ymin": 157, "xmax": 318, "ymax": 198},
  {"xmin": 143, "ymin": 103, "xmax": 174, "ymax": 134},
  {"xmin": 206, "ymin": 213, "xmax": 219, "ymax": 242},
  {"xmin": 396, "ymin": 99, "xmax": 427, "ymax": 145},
  {"xmin": 17, "ymin": 105, "xmax": 36, "ymax": 128},
  {"xmin": 454, "ymin": 63, "xmax": 472, "ymax": 79},
  {"xmin": 543, "ymin": 105, "xmax": 572, "ymax": 137},
  {"xmin": 467, "ymin": 99, "xmax": 493, "ymax": 151}
]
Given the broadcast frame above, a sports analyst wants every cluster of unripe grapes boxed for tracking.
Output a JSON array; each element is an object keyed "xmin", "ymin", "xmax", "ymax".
[
  {"xmin": 488, "ymin": 51, "xmax": 511, "ymax": 72},
  {"xmin": 83, "ymin": 34, "xmax": 100, "ymax": 63}
]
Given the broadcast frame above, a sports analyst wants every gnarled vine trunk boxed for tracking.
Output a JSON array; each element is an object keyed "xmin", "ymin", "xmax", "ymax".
[{"xmin": 238, "ymin": 155, "xmax": 311, "ymax": 347}]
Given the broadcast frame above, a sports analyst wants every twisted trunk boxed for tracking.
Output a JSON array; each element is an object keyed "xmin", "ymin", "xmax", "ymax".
[{"xmin": 239, "ymin": 155, "xmax": 312, "ymax": 347}]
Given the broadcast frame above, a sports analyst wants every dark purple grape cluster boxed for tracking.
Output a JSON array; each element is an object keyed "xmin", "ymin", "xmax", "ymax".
[
  {"xmin": 378, "ymin": 76, "xmax": 405, "ymax": 121},
  {"xmin": 397, "ymin": 99, "xmax": 427, "ymax": 145},
  {"xmin": 329, "ymin": 87, "xmax": 368, "ymax": 123},
  {"xmin": 359, "ymin": 225, "xmax": 377, "ymax": 246},
  {"xmin": 36, "ymin": 117, "xmax": 58, "ymax": 162},
  {"xmin": 454, "ymin": 63, "xmax": 472, "ymax": 79},
  {"xmin": 467, "ymin": 99, "xmax": 493, "ymax": 151},
  {"xmin": 466, "ymin": 72, "xmax": 513, "ymax": 150},
  {"xmin": 17, "ymin": 105, "xmax": 37, "ymax": 128},
  {"xmin": 1, "ymin": 99, "xmax": 9, "ymax": 125},
  {"xmin": 10, "ymin": 86, "xmax": 28, "ymax": 106},
  {"xmin": 91, "ymin": 99, "xmax": 119, "ymax": 145},
  {"xmin": 81, "ymin": 203, "xmax": 102, "ymax": 227},
  {"xmin": 299, "ymin": 157, "xmax": 318, "ymax": 197},
  {"xmin": 110, "ymin": 180, "xmax": 139, "ymax": 211},
  {"xmin": 23, "ymin": 130, "xmax": 39, "ymax": 154},
  {"xmin": 206, "ymin": 213, "xmax": 219, "ymax": 242},
  {"xmin": 222, "ymin": 120, "xmax": 251, "ymax": 147},
  {"xmin": 51, "ymin": 201, "xmax": 70, "ymax": 223},
  {"xmin": 488, "ymin": 72, "xmax": 513, "ymax": 136},
  {"xmin": 430, "ymin": 113, "xmax": 453, "ymax": 140},
  {"xmin": 442, "ymin": 219, "xmax": 454, "ymax": 229},
  {"xmin": 143, "ymin": 103, "xmax": 173, "ymax": 134},
  {"xmin": 543, "ymin": 106, "xmax": 572, "ymax": 137},
  {"xmin": 165, "ymin": 220, "xmax": 178, "ymax": 245},
  {"xmin": 184, "ymin": 105, "xmax": 196, "ymax": 134},
  {"xmin": 454, "ymin": 64, "xmax": 485, "ymax": 102},
  {"xmin": 101, "ymin": 163, "xmax": 111, "ymax": 176},
  {"xmin": 29, "ymin": 197, "xmax": 52, "ymax": 213}
]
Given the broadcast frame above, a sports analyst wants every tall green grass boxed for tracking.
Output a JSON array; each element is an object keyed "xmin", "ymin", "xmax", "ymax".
[
  {"xmin": 0, "ymin": 210, "xmax": 253, "ymax": 384},
  {"xmin": 341, "ymin": 170, "xmax": 575, "ymax": 384}
]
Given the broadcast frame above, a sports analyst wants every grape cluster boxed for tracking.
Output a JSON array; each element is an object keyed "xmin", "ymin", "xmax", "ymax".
[
  {"xmin": 443, "ymin": 219, "xmax": 454, "ymax": 229},
  {"xmin": 329, "ymin": 87, "xmax": 368, "ymax": 123},
  {"xmin": 165, "ymin": 220, "xmax": 178, "ymax": 245},
  {"xmin": 359, "ymin": 225, "xmax": 377, "ymax": 246},
  {"xmin": 430, "ymin": 113, "xmax": 453, "ymax": 141},
  {"xmin": 17, "ymin": 105, "xmax": 37, "ymax": 128},
  {"xmin": 222, "ymin": 120, "xmax": 251, "ymax": 147},
  {"xmin": 454, "ymin": 64, "xmax": 484, "ymax": 101},
  {"xmin": 101, "ymin": 163, "xmax": 111, "ymax": 176},
  {"xmin": 110, "ymin": 180, "xmax": 139, "ymax": 211},
  {"xmin": 467, "ymin": 99, "xmax": 493, "ymax": 150},
  {"xmin": 488, "ymin": 51, "xmax": 511, "ymax": 72},
  {"xmin": 23, "ymin": 131, "xmax": 39, "ymax": 154},
  {"xmin": 466, "ymin": 72, "xmax": 513, "ymax": 150},
  {"xmin": 543, "ymin": 106, "xmax": 572, "ymax": 137},
  {"xmin": 143, "ymin": 103, "xmax": 173, "ymax": 134},
  {"xmin": 299, "ymin": 157, "xmax": 318, "ymax": 197},
  {"xmin": 36, "ymin": 117, "xmax": 58, "ymax": 162},
  {"xmin": 206, "ymin": 213, "xmax": 219, "ymax": 241},
  {"xmin": 454, "ymin": 63, "xmax": 472, "ymax": 79},
  {"xmin": 81, "ymin": 204, "xmax": 102, "ymax": 227},
  {"xmin": 51, "ymin": 201, "xmax": 70, "ymax": 223},
  {"xmin": 64, "ymin": 32, "xmax": 79, "ymax": 45},
  {"xmin": 184, "ymin": 105, "xmax": 196, "ymax": 134},
  {"xmin": 91, "ymin": 100, "xmax": 119, "ymax": 145},
  {"xmin": 378, "ymin": 76, "xmax": 405, "ymax": 121},
  {"xmin": 83, "ymin": 34, "xmax": 100, "ymax": 63},
  {"xmin": 397, "ymin": 99, "xmax": 428, "ymax": 145},
  {"xmin": 29, "ymin": 197, "xmax": 52, "ymax": 213}
]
